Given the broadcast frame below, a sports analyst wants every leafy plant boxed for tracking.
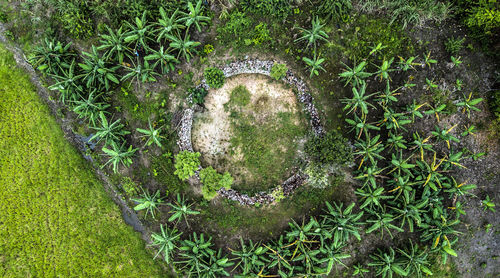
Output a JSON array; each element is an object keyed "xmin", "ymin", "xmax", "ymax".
[
  {"xmin": 230, "ymin": 238, "xmax": 268, "ymax": 275},
  {"xmin": 302, "ymin": 55, "xmax": 326, "ymax": 78},
  {"xmin": 482, "ymin": 195, "xmax": 496, "ymax": 212},
  {"xmin": 167, "ymin": 194, "xmax": 200, "ymax": 226},
  {"xmin": 270, "ymin": 63, "xmax": 288, "ymax": 80},
  {"xmin": 173, "ymin": 151, "xmax": 201, "ymax": 180},
  {"xmin": 156, "ymin": 7, "xmax": 184, "ymax": 43},
  {"xmin": 204, "ymin": 67, "xmax": 226, "ymax": 88},
  {"xmin": 121, "ymin": 58, "xmax": 158, "ymax": 84},
  {"xmin": 150, "ymin": 224, "xmax": 182, "ymax": 263},
  {"xmin": 457, "ymin": 92, "xmax": 483, "ymax": 118},
  {"xmin": 178, "ymin": 0, "xmax": 211, "ymax": 32},
  {"xmin": 144, "ymin": 46, "xmax": 178, "ymax": 74},
  {"xmin": 167, "ymin": 33, "xmax": 200, "ymax": 62},
  {"xmin": 29, "ymin": 38, "xmax": 74, "ymax": 75},
  {"xmin": 304, "ymin": 163, "xmax": 330, "ymax": 189},
  {"xmin": 305, "ymin": 130, "xmax": 352, "ymax": 165},
  {"xmin": 90, "ymin": 112, "xmax": 130, "ymax": 146},
  {"xmin": 189, "ymin": 87, "xmax": 209, "ymax": 105},
  {"xmin": 136, "ymin": 118, "xmax": 163, "ymax": 147},
  {"xmin": 97, "ymin": 25, "xmax": 131, "ymax": 64},
  {"xmin": 295, "ymin": 16, "xmax": 329, "ymax": 53},
  {"xmin": 444, "ymin": 36, "xmax": 465, "ymax": 55},
  {"xmin": 124, "ymin": 11, "xmax": 155, "ymax": 52},
  {"xmin": 72, "ymin": 90, "xmax": 110, "ymax": 126},
  {"xmin": 368, "ymin": 247, "xmax": 407, "ymax": 277},
  {"xmin": 339, "ymin": 61, "xmax": 372, "ymax": 87},
  {"xmin": 78, "ymin": 45, "xmax": 120, "ymax": 91},
  {"xmin": 102, "ymin": 141, "xmax": 137, "ymax": 173},
  {"xmin": 317, "ymin": 0, "xmax": 352, "ymax": 22},
  {"xmin": 199, "ymin": 166, "xmax": 233, "ymax": 200},
  {"xmin": 322, "ymin": 201, "xmax": 364, "ymax": 245}
]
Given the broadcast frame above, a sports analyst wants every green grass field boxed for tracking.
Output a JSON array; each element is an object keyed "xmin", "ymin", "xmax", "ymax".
[{"xmin": 0, "ymin": 45, "xmax": 165, "ymax": 277}]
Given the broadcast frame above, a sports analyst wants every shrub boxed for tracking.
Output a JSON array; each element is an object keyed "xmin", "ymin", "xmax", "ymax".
[
  {"xmin": 240, "ymin": 0, "xmax": 291, "ymax": 18},
  {"xmin": 199, "ymin": 167, "xmax": 233, "ymax": 200},
  {"xmin": 444, "ymin": 36, "xmax": 465, "ymax": 55},
  {"xmin": 316, "ymin": 0, "xmax": 353, "ymax": 22},
  {"xmin": 305, "ymin": 130, "xmax": 352, "ymax": 165},
  {"xmin": 174, "ymin": 151, "xmax": 201, "ymax": 180},
  {"xmin": 203, "ymin": 44, "xmax": 214, "ymax": 55},
  {"xmin": 204, "ymin": 67, "xmax": 225, "ymax": 89},
  {"xmin": 189, "ymin": 87, "xmax": 208, "ymax": 105},
  {"xmin": 270, "ymin": 63, "xmax": 288, "ymax": 80},
  {"xmin": 305, "ymin": 162, "xmax": 331, "ymax": 189},
  {"xmin": 216, "ymin": 10, "xmax": 253, "ymax": 45},
  {"xmin": 252, "ymin": 22, "xmax": 271, "ymax": 45}
]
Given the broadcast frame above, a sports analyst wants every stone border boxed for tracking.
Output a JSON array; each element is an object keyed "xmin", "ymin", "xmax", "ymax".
[{"xmin": 176, "ymin": 59, "xmax": 324, "ymax": 205}]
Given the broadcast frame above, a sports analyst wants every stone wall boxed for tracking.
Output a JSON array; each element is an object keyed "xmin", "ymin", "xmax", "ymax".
[{"xmin": 176, "ymin": 59, "xmax": 324, "ymax": 205}]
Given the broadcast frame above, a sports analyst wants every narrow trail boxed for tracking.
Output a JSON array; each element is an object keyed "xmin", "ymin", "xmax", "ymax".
[{"xmin": 0, "ymin": 23, "xmax": 152, "ymax": 245}]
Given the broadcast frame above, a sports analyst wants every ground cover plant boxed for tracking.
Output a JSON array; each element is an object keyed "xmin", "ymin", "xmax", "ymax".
[
  {"xmin": 0, "ymin": 44, "xmax": 166, "ymax": 276},
  {"xmin": 0, "ymin": 0, "xmax": 499, "ymax": 277}
]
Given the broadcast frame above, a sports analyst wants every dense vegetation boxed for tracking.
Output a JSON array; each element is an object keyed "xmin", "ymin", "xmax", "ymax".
[
  {"xmin": 0, "ymin": 44, "xmax": 165, "ymax": 276},
  {"xmin": 0, "ymin": 0, "xmax": 498, "ymax": 277}
]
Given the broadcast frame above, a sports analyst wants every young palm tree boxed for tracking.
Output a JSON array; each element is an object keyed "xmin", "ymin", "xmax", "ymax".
[
  {"xmin": 124, "ymin": 11, "xmax": 155, "ymax": 52},
  {"xmin": 354, "ymin": 163, "xmax": 387, "ymax": 189},
  {"xmin": 339, "ymin": 61, "xmax": 372, "ymax": 87},
  {"xmin": 388, "ymin": 192, "xmax": 428, "ymax": 232},
  {"xmin": 97, "ymin": 25, "xmax": 132, "ymax": 64},
  {"xmin": 90, "ymin": 112, "xmax": 130, "ymax": 146},
  {"xmin": 167, "ymin": 194, "xmax": 200, "ymax": 227},
  {"xmin": 376, "ymin": 80, "xmax": 401, "ymax": 107},
  {"xmin": 356, "ymin": 186, "xmax": 392, "ymax": 210},
  {"xmin": 150, "ymin": 224, "xmax": 182, "ymax": 263},
  {"xmin": 167, "ymin": 33, "xmax": 201, "ymax": 62},
  {"xmin": 295, "ymin": 16, "xmax": 329, "ymax": 53},
  {"xmin": 264, "ymin": 236, "xmax": 294, "ymax": 276},
  {"xmin": 374, "ymin": 57, "xmax": 396, "ymax": 81},
  {"xmin": 155, "ymin": 7, "xmax": 184, "ymax": 43},
  {"xmin": 144, "ymin": 46, "xmax": 179, "ymax": 74},
  {"xmin": 72, "ymin": 90, "xmax": 110, "ymax": 126},
  {"xmin": 424, "ymin": 103, "xmax": 446, "ymax": 122},
  {"xmin": 431, "ymin": 124, "xmax": 459, "ymax": 149},
  {"xmin": 341, "ymin": 81, "xmax": 377, "ymax": 117},
  {"xmin": 397, "ymin": 241, "xmax": 433, "ymax": 278},
  {"xmin": 302, "ymin": 55, "xmax": 326, "ymax": 78},
  {"xmin": 420, "ymin": 215, "xmax": 461, "ymax": 250},
  {"xmin": 102, "ymin": 141, "xmax": 137, "ymax": 173},
  {"xmin": 397, "ymin": 55, "xmax": 419, "ymax": 71},
  {"xmin": 285, "ymin": 218, "xmax": 321, "ymax": 274},
  {"xmin": 132, "ymin": 189, "xmax": 163, "ymax": 219},
  {"xmin": 345, "ymin": 114, "xmax": 380, "ymax": 139},
  {"xmin": 406, "ymin": 100, "xmax": 426, "ymax": 123},
  {"xmin": 177, "ymin": 0, "xmax": 211, "ymax": 33},
  {"xmin": 365, "ymin": 208, "xmax": 404, "ymax": 239},
  {"xmin": 410, "ymin": 131, "xmax": 433, "ymax": 161},
  {"xmin": 78, "ymin": 45, "xmax": 120, "ymax": 91},
  {"xmin": 318, "ymin": 241, "xmax": 351, "ymax": 275}
]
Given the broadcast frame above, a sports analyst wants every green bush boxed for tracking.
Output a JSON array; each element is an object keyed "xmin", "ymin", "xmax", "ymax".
[
  {"xmin": 304, "ymin": 162, "xmax": 331, "ymax": 189},
  {"xmin": 217, "ymin": 10, "xmax": 253, "ymax": 45},
  {"xmin": 270, "ymin": 63, "xmax": 288, "ymax": 80},
  {"xmin": 189, "ymin": 87, "xmax": 208, "ymax": 105},
  {"xmin": 200, "ymin": 167, "xmax": 233, "ymax": 200},
  {"xmin": 252, "ymin": 22, "xmax": 271, "ymax": 45},
  {"xmin": 444, "ymin": 36, "xmax": 465, "ymax": 55},
  {"xmin": 204, "ymin": 67, "xmax": 226, "ymax": 89},
  {"xmin": 316, "ymin": 0, "xmax": 352, "ymax": 22},
  {"xmin": 174, "ymin": 151, "xmax": 201, "ymax": 180},
  {"xmin": 305, "ymin": 130, "xmax": 352, "ymax": 165},
  {"xmin": 240, "ymin": 0, "xmax": 291, "ymax": 18}
]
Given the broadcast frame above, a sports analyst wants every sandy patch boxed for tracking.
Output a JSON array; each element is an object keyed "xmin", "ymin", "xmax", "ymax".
[{"xmin": 191, "ymin": 74, "xmax": 301, "ymax": 184}]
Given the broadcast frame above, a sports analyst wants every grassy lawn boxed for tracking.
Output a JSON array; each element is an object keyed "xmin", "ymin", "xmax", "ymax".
[{"xmin": 0, "ymin": 45, "xmax": 165, "ymax": 277}]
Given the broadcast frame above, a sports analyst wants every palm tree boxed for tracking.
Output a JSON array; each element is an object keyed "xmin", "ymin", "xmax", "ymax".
[
  {"xmin": 177, "ymin": 0, "xmax": 211, "ymax": 33},
  {"xmin": 443, "ymin": 177, "xmax": 476, "ymax": 198},
  {"xmin": 339, "ymin": 61, "xmax": 372, "ymax": 87},
  {"xmin": 167, "ymin": 194, "xmax": 200, "ymax": 227},
  {"xmin": 321, "ymin": 201, "xmax": 364, "ymax": 246},
  {"xmin": 341, "ymin": 81, "xmax": 377, "ymax": 117},
  {"xmin": 376, "ymin": 80, "xmax": 400, "ymax": 107},
  {"xmin": 431, "ymin": 124, "xmax": 459, "ymax": 149},
  {"xmin": 155, "ymin": 7, "xmax": 184, "ymax": 43},
  {"xmin": 388, "ymin": 192, "xmax": 428, "ymax": 231},
  {"xmin": 318, "ymin": 241, "xmax": 351, "ymax": 275},
  {"xmin": 264, "ymin": 236, "xmax": 293, "ymax": 276},
  {"xmin": 294, "ymin": 16, "xmax": 329, "ymax": 53},
  {"xmin": 374, "ymin": 57, "xmax": 395, "ymax": 81},
  {"xmin": 397, "ymin": 55, "xmax": 419, "ymax": 71},
  {"xmin": 406, "ymin": 100, "xmax": 426, "ymax": 123},
  {"xmin": 78, "ymin": 45, "xmax": 120, "ymax": 91},
  {"xmin": 345, "ymin": 114, "xmax": 380, "ymax": 139},
  {"xmin": 387, "ymin": 132, "xmax": 408, "ymax": 150},
  {"xmin": 368, "ymin": 247, "xmax": 408, "ymax": 277},
  {"xmin": 124, "ymin": 11, "xmax": 155, "ymax": 52},
  {"xmin": 167, "ymin": 33, "xmax": 201, "ymax": 62},
  {"xmin": 387, "ymin": 151, "xmax": 415, "ymax": 177},
  {"xmin": 397, "ymin": 241, "xmax": 433, "ymax": 278},
  {"xmin": 285, "ymin": 218, "xmax": 321, "ymax": 275},
  {"xmin": 420, "ymin": 215, "xmax": 461, "ymax": 250},
  {"xmin": 302, "ymin": 55, "xmax": 326, "ymax": 78},
  {"xmin": 410, "ymin": 131, "xmax": 433, "ymax": 161},
  {"xmin": 356, "ymin": 186, "xmax": 392, "ymax": 210},
  {"xmin": 380, "ymin": 107, "xmax": 412, "ymax": 132},
  {"xmin": 136, "ymin": 118, "xmax": 164, "ymax": 147},
  {"xmin": 97, "ymin": 25, "xmax": 132, "ymax": 64},
  {"xmin": 150, "ymin": 224, "xmax": 182, "ymax": 263},
  {"xmin": 72, "ymin": 90, "xmax": 110, "ymax": 126},
  {"xmin": 354, "ymin": 163, "xmax": 387, "ymax": 189},
  {"xmin": 102, "ymin": 141, "xmax": 137, "ymax": 173},
  {"xmin": 415, "ymin": 152, "xmax": 447, "ymax": 192},
  {"xmin": 90, "ymin": 112, "xmax": 130, "ymax": 146},
  {"xmin": 424, "ymin": 103, "xmax": 446, "ymax": 122},
  {"xmin": 144, "ymin": 46, "xmax": 179, "ymax": 74}
]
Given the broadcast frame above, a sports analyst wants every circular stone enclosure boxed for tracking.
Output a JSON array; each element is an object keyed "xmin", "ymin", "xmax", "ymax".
[{"xmin": 192, "ymin": 74, "xmax": 309, "ymax": 193}]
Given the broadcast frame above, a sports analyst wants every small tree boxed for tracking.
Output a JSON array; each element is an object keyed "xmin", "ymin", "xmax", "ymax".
[
  {"xmin": 200, "ymin": 166, "xmax": 233, "ymax": 200},
  {"xmin": 204, "ymin": 67, "xmax": 225, "ymax": 88},
  {"xmin": 174, "ymin": 151, "xmax": 201, "ymax": 180}
]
